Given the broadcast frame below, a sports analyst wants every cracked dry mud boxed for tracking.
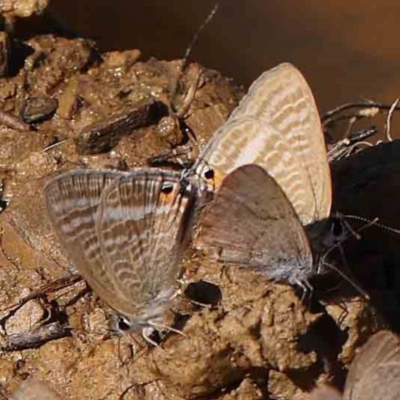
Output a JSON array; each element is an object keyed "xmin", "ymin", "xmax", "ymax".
[{"xmin": 0, "ymin": 22, "xmax": 397, "ymax": 400}]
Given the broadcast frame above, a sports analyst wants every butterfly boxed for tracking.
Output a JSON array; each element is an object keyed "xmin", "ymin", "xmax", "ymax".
[
  {"xmin": 44, "ymin": 168, "xmax": 196, "ymax": 342},
  {"xmin": 192, "ymin": 63, "xmax": 337, "ymax": 288},
  {"xmin": 44, "ymin": 63, "xmax": 332, "ymax": 338},
  {"xmin": 193, "ymin": 62, "xmax": 332, "ymax": 230},
  {"xmin": 195, "ymin": 164, "xmax": 314, "ymax": 288}
]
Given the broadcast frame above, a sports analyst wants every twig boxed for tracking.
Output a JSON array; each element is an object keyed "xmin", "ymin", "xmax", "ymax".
[
  {"xmin": 42, "ymin": 139, "xmax": 70, "ymax": 152},
  {"xmin": 322, "ymin": 101, "xmax": 400, "ymax": 126},
  {"xmin": 181, "ymin": 3, "xmax": 219, "ymax": 71},
  {"xmin": 385, "ymin": 98, "xmax": 399, "ymax": 141},
  {"xmin": 327, "ymin": 126, "xmax": 378, "ymax": 162}
]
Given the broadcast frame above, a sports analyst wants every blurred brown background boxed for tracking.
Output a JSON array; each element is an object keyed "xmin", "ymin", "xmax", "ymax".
[{"xmin": 46, "ymin": 0, "xmax": 400, "ymax": 117}]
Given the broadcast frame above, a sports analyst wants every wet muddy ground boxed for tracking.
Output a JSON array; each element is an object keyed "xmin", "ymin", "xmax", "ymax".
[{"xmin": 1, "ymin": 4, "xmax": 400, "ymax": 400}]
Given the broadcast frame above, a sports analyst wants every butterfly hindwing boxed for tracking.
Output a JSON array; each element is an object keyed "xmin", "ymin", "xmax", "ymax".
[
  {"xmin": 195, "ymin": 164, "xmax": 313, "ymax": 284},
  {"xmin": 44, "ymin": 169, "xmax": 135, "ymax": 316},
  {"xmin": 96, "ymin": 169, "xmax": 196, "ymax": 318}
]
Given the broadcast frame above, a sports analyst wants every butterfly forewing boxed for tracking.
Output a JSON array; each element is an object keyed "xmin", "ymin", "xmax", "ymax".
[
  {"xmin": 195, "ymin": 117, "xmax": 317, "ymax": 224},
  {"xmin": 343, "ymin": 330, "xmax": 400, "ymax": 400},
  {"xmin": 96, "ymin": 169, "xmax": 196, "ymax": 318},
  {"xmin": 194, "ymin": 63, "xmax": 331, "ymax": 226},
  {"xmin": 195, "ymin": 164, "xmax": 313, "ymax": 284},
  {"xmin": 232, "ymin": 62, "xmax": 331, "ymax": 224},
  {"xmin": 44, "ymin": 170, "xmax": 135, "ymax": 315}
]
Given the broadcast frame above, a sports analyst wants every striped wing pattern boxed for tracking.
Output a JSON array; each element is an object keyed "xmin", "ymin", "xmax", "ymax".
[
  {"xmin": 194, "ymin": 63, "xmax": 331, "ymax": 226},
  {"xmin": 43, "ymin": 63, "xmax": 329, "ymax": 329},
  {"xmin": 44, "ymin": 170, "xmax": 130, "ymax": 314},
  {"xmin": 44, "ymin": 169, "xmax": 195, "ymax": 322},
  {"xmin": 96, "ymin": 170, "xmax": 195, "ymax": 320}
]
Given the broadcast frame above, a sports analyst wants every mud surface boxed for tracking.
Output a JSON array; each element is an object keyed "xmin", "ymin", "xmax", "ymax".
[{"xmin": 0, "ymin": 13, "xmax": 398, "ymax": 400}]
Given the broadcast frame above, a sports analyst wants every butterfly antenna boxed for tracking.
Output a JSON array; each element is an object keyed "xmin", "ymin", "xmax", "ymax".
[{"xmin": 343, "ymin": 214, "xmax": 400, "ymax": 236}]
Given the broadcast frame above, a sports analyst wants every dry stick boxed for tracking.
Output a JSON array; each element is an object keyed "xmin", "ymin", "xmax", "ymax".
[
  {"xmin": 181, "ymin": 2, "xmax": 219, "ymax": 74},
  {"xmin": 42, "ymin": 139, "xmax": 71, "ymax": 152},
  {"xmin": 170, "ymin": 2, "xmax": 219, "ymax": 109},
  {"xmin": 327, "ymin": 126, "xmax": 378, "ymax": 161},
  {"xmin": 345, "ymin": 140, "xmax": 374, "ymax": 153},
  {"xmin": 321, "ymin": 101, "xmax": 400, "ymax": 126},
  {"xmin": 154, "ymin": 3, "xmax": 219, "ymax": 167},
  {"xmin": 385, "ymin": 98, "xmax": 399, "ymax": 142}
]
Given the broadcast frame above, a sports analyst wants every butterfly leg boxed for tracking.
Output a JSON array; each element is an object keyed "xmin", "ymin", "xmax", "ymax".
[
  {"xmin": 148, "ymin": 321, "xmax": 187, "ymax": 338},
  {"xmin": 142, "ymin": 327, "xmax": 159, "ymax": 347},
  {"xmin": 296, "ymin": 279, "xmax": 314, "ymax": 304}
]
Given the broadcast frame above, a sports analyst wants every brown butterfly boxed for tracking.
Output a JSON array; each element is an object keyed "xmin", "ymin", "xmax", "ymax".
[
  {"xmin": 44, "ymin": 168, "xmax": 196, "ymax": 341},
  {"xmin": 195, "ymin": 164, "xmax": 314, "ymax": 288}
]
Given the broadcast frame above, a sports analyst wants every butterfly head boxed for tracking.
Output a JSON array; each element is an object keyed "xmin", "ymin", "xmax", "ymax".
[{"xmin": 115, "ymin": 287, "xmax": 174, "ymax": 333}]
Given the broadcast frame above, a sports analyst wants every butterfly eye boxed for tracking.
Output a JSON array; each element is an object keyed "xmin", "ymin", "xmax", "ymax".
[
  {"xmin": 330, "ymin": 217, "xmax": 344, "ymax": 238},
  {"xmin": 203, "ymin": 167, "xmax": 215, "ymax": 180},
  {"xmin": 160, "ymin": 181, "xmax": 175, "ymax": 194}
]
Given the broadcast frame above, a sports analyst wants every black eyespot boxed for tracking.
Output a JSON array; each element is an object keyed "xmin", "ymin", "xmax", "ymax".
[
  {"xmin": 204, "ymin": 168, "xmax": 215, "ymax": 180},
  {"xmin": 161, "ymin": 182, "xmax": 174, "ymax": 194},
  {"xmin": 117, "ymin": 316, "xmax": 131, "ymax": 332}
]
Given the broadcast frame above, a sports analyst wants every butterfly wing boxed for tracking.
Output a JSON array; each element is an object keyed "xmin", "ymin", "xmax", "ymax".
[
  {"xmin": 44, "ymin": 169, "xmax": 136, "ymax": 315},
  {"xmin": 194, "ymin": 63, "xmax": 331, "ymax": 226},
  {"xmin": 96, "ymin": 169, "xmax": 196, "ymax": 320},
  {"xmin": 343, "ymin": 330, "xmax": 400, "ymax": 400},
  {"xmin": 195, "ymin": 164, "xmax": 313, "ymax": 284}
]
